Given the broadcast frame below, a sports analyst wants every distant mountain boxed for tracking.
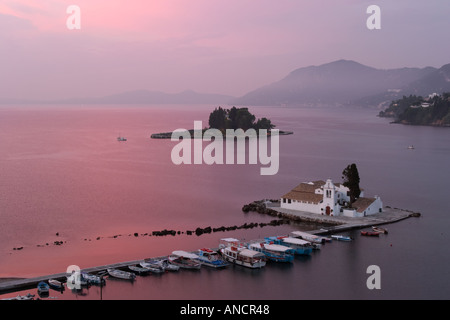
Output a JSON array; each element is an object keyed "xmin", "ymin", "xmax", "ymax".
[
  {"xmin": 79, "ymin": 89, "xmax": 235, "ymax": 105},
  {"xmin": 0, "ymin": 89, "xmax": 235, "ymax": 105},
  {"xmin": 231, "ymin": 60, "xmax": 448, "ymax": 107}
]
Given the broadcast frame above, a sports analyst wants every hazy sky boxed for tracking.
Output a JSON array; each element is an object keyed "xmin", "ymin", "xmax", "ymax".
[{"xmin": 1, "ymin": 0, "xmax": 449, "ymax": 100}]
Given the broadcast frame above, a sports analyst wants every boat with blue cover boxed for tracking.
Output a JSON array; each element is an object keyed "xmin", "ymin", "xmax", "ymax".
[
  {"xmin": 265, "ymin": 236, "xmax": 313, "ymax": 255},
  {"xmin": 331, "ymin": 235, "xmax": 352, "ymax": 241},
  {"xmin": 196, "ymin": 248, "xmax": 229, "ymax": 268},
  {"xmin": 248, "ymin": 241, "xmax": 295, "ymax": 263},
  {"xmin": 37, "ymin": 281, "xmax": 50, "ymax": 295}
]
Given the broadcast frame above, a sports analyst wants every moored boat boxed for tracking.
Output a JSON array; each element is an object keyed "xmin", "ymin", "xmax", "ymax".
[
  {"xmin": 168, "ymin": 251, "xmax": 202, "ymax": 269},
  {"xmin": 196, "ymin": 248, "xmax": 229, "ymax": 268},
  {"xmin": 219, "ymin": 244, "xmax": 266, "ymax": 269},
  {"xmin": 248, "ymin": 242, "xmax": 295, "ymax": 263},
  {"xmin": 81, "ymin": 272, "xmax": 105, "ymax": 285},
  {"xmin": 361, "ymin": 230, "xmax": 380, "ymax": 237},
  {"xmin": 145, "ymin": 258, "xmax": 180, "ymax": 271},
  {"xmin": 139, "ymin": 261, "xmax": 165, "ymax": 273},
  {"xmin": 372, "ymin": 226, "xmax": 388, "ymax": 234},
  {"xmin": 2, "ymin": 293, "xmax": 35, "ymax": 300},
  {"xmin": 48, "ymin": 279, "xmax": 64, "ymax": 290},
  {"xmin": 107, "ymin": 268, "xmax": 136, "ymax": 280},
  {"xmin": 290, "ymin": 230, "xmax": 329, "ymax": 246},
  {"xmin": 37, "ymin": 281, "xmax": 50, "ymax": 295},
  {"xmin": 265, "ymin": 236, "xmax": 313, "ymax": 255},
  {"xmin": 331, "ymin": 235, "xmax": 352, "ymax": 241},
  {"xmin": 128, "ymin": 265, "xmax": 152, "ymax": 275}
]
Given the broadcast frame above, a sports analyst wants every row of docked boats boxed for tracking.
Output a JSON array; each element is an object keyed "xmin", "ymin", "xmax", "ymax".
[{"xmin": 2, "ymin": 229, "xmax": 384, "ymax": 299}]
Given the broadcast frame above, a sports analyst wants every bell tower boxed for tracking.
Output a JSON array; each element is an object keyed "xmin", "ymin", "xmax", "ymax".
[{"xmin": 322, "ymin": 179, "xmax": 337, "ymax": 216}]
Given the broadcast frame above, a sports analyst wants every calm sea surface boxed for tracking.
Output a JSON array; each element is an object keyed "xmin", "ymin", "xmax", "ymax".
[{"xmin": 0, "ymin": 104, "xmax": 449, "ymax": 300}]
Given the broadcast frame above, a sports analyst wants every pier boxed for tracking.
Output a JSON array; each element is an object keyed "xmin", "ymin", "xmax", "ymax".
[{"xmin": 0, "ymin": 202, "xmax": 418, "ymax": 296}]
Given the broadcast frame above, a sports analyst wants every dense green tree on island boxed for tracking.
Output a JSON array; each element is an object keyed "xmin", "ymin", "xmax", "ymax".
[
  {"xmin": 208, "ymin": 106, "xmax": 275, "ymax": 132},
  {"xmin": 342, "ymin": 163, "xmax": 361, "ymax": 206}
]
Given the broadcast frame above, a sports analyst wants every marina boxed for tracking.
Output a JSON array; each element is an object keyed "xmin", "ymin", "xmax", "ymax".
[{"xmin": 0, "ymin": 207, "xmax": 406, "ymax": 298}]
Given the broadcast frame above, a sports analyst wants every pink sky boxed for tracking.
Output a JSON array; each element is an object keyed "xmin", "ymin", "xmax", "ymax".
[{"xmin": 1, "ymin": 0, "xmax": 449, "ymax": 100}]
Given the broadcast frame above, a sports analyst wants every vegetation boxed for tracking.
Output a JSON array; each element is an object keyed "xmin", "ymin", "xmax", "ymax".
[
  {"xmin": 208, "ymin": 106, "xmax": 275, "ymax": 132},
  {"xmin": 342, "ymin": 163, "xmax": 361, "ymax": 205},
  {"xmin": 379, "ymin": 92, "xmax": 450, "ymax": 126}
]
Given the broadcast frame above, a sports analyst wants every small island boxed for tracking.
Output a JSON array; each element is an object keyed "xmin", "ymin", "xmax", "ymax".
[
  {"xmin": 378, "ymin": 92, "xmax": 450, "ymax": 127},
  {"xmin": 151, "ymin": 106, "xmax": 293, "ymax": 138}
]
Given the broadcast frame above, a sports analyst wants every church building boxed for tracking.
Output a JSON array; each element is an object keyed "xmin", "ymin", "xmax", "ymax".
[{"xmin": 280, "ymin": 179, "xmax": 383, "ymax": 218}]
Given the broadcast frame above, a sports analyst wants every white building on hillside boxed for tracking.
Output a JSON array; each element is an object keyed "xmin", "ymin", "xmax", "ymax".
[{"xmin": 280, "ymin": 179, "xmax": 383, "ymax": 218}]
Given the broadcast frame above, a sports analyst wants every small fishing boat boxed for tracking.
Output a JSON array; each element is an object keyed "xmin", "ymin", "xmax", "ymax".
[
  {"xmin": 290, "ymin": 230, "xmax": 329, "ymax": 245},
  {"xmin": 196, "ymin": 248, "xmax": 229, "ymax": 268},
  {"xmin": 407, "ymin": 145, "xmax": 414, "ymax": 150},
  {"xmin": 139, "ymin": 262, "xmax": 165, "ymax": 274},
  {"xmin": 37, "ymin": 281, "xmax": 50, "ymax": 295},
  {"xmin": 2, "ymin": 293, "xmax": 35, "ymax": 300},
  {"xmin": 361, "ymin": 230, "xmax": 380, "ymax": 237},
  {"xmin": 48, "ymin": 279, "xmax": 64, "ymax": 290},
  {"xmin": 331, "ymin": 235, "xmax": 352, "ymax": 241},
  {"xmin": 146, "ymin": 258, "xmax": 180, "ymax": 271},
  {"xmin": 81, "ymin": 272, "xmax": 105, "ymax": 285},
  {"xmin": 248, "ymin": 242, "xmax": 295, "ymax": 263},
  {"xmin": 128, "ymin": 265, "xmax": 152, "ymax": 275},
  {"xmin": 168, "ymin": 251, "xmax": 202, "ymax": 270},
  {"xmin": 372, "ymin": 226, "xmax": 388, "ymax": 234},
  {"xmin": 265, "ymin": 236, "xmax": 313, "ymax": 255},
  {"xmin": 107, "ymin": 268, "xmax": 136, "ymax": 280},
  {"xmin": 117, "ymin": 134, "xmax": 127, "ymax": 142}
]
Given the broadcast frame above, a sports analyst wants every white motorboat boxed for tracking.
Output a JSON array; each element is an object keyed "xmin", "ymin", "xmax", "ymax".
[
  {"xmin": 2, "ymin": 293, "xmax": 35, "ymax": 300},
  {"xmin": 168, "ymin": 251, "xmax": 202, "ymax": 269},
  {"xmin": 219, "ymin": 238, "xmax": 266, "ymax": 269},
  {"xmin": 290, "ymin": 230, "xmax": 329, "ymax": 246},
  {"xmin": 196, "ymin": 248, "xmax": 229, "ymax": 268},
  {"xmin": 331, "ymin": 235, "xmax": 352, "ymax": 241},
  {"xmin": 107, "ymin": 268, "xmax": 136, "ymax": 280},
  {"xmin": 139, "ymin": 262, "xmax": 165, "ymax": 274}
]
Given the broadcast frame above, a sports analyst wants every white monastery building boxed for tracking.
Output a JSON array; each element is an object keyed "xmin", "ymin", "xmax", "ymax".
[{"xmin": 280, "ymin": 179, "xmax": 383, "ymax": 218}]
